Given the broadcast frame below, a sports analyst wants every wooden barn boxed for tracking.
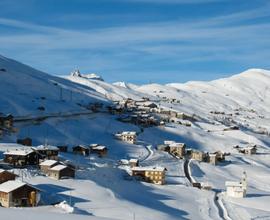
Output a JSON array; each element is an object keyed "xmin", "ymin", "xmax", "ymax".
[
  {"xmin": 207, "ymin": 153, "xmax": 218, "ymax": 165},
  {"xmin": 39, "ymin": 160, "xmax": 59, "ymax": 173},
  {"xmin": 3, "ymin": 149, "xmax": 38, "ymax": 167},
  {"xmin": 129, "ymin": 158, "xmax": 139, "ymax": 168},
  {"xmin": 131, "ymin": 166, "xmax": 167, "ymax": 185},
  {"xmin": 89, "ymin": 144, "xmax": 108, "ymax": 157},
  {"xmin": 115, "ymin": 131, "xmax": 137, "ymax": 144},
  {"xmin": 47, "ymin": 165, "xmax": 75, "ymax": 180},
  {"xmin": 57, "ymin": 145, "xmax": 68, "ymax": 152},
  {"xmin": 0, "ymin": 180, "xmax": 40, "ymax": 207},
  {"xmin": 168, "ymin": 142, "xmax": 186, "ymax": 158},
  {"xmin": 191, "ymin": 151, "xmax": 207, "ymax": 162},
  {"xmin": 72, "ymin": 145, "xmax": 89, "ymax": 156},
  {"xmin": 239, "ymin": 144, "xmax": 257, "ymax": 155},
  {"xmin": 0, "ymin": 169, "xmax": 18, "ymax": 184},
  {"xmin": 34, "ymin": 145, "xmax": 59, "ymax": 160}
]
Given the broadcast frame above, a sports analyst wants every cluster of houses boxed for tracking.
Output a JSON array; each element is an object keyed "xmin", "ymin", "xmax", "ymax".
[
  {"xmin": 2, "ymin": 142, "xmax": 109, "ymax": 169},
  {"xmin": 110, "ymin": 98, "xmax": 163, "ymax": 127},
  {"xmin": 72, "ymin": 144, "xmax": 108, "ymax": 157},
  {"xmin": 119, "ymin": 158, "xmax": 139, "ymax": 168},
  {"xmin": 157, "ymin": 140, "xmax": 227, "ymax": 165},
  {"xmin": 39, "ymin": 160, "xmax": 75, "ymax": 180},
  {"xmin": 3, "ymin": 144, "xmax": 60, "ymax": 167},
  {"xmin": 108, "ymin": 98, "xmax": 195, "ymax": 128},
  {"xmin": 0, "ymin": 141, "xmax": 112, "ymax": 208},
  {"xmin": 233, "ymin": 144, "xmax": 257, "ymax": 155},
  {"xmin": 0, "ymin": 169, "xmax": 40, "ymax": 207},
  {"xmin": 190, "ymin": 150, "xmax": 227, "ymax": 165}
]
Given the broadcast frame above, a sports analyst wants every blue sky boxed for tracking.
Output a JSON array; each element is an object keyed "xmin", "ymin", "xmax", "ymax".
[{"xmin": 0, "ymin": 0, "xmax": 270, "ymax": 84}]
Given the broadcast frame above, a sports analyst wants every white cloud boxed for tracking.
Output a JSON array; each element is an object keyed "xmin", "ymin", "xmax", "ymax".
[{"xmin": 0, "ymin": 3, "xmax": 270, "ymax": 81}]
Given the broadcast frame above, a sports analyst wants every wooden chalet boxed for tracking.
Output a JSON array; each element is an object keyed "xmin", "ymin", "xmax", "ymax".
[
  {"xmin": 115, "ymin": 131, "xmax": 137, "ymax": 144},
  {"xmin": 57, "ymin": 145, "xmax": 68, "ymax": 152},
  {"xmin": 191, "ymin": 151, "xmax": 207, "ymax": 162},
  {"xmin": 239, "ymin": 144, "xmax": 257, "ymax": 155},
  {"xmin": 129, "ymin": 158, "xmax": 139, "ymax": 168},
  {"xmin": 0, "ymin": 169, "xmax": 17, "ymax": 184},
  {"xmin": 39, "ymin": 160, "xmax": 59, "ymax": 173},
  {"xmin": 0, "ymin": 180, "xmax": 40, "ymax": 207},
  {"xmin": 3, "ymin": 149, "xmax": 38, "ymax": 167},
  {"xmin": 72, "ymin": 145, "xmax": 89, "ymax": 156},
  {"xmin": 207, "ymin": 153, "xmax": 218, "ymax": 165},
  {"xmin": 34, "ymin": 145, "xmax": 59, "ymax": 160},
  {"xmin": 89, "ymin": 144, "xmax": 108, "ymax": 157},
  {"xmin": 131, "ymin": 166, "xmax": 167, "ymax": 185},
  {"xmin": 47, "ymin": 164, "xmax": 75, "ymax": 180},
  {"xmin": 158, "ymin": 141, "xmax": 186, "ymax": 158},
  {"xmin": 167, "ymin": 142, "xmax": 186, "ymax": 157},
  {"xmin": 214, "ymin": 151, "xmax": 226, "ymax": 161}
]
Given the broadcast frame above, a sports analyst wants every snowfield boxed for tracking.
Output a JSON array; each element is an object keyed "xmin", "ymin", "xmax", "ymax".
[{"xmin": 0, "ymin": 55, "xmax": 270, "ymax": 219}]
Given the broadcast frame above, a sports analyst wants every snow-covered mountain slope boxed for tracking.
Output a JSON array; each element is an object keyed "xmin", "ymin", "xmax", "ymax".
[
  {"xmin": 166, "ymin": 68, "xmax": 270, "ymax": 114},
  {"xmin": 134, "ymin": 69, "xmax": 270, "ymax": 131},
  {"xmin": 0, "ymin": 55, "xmax": 107, "ymax": 116},
  {"xmin": 66, "ymin": 74, "xmax": 151, "ymax": 101},
  {"xmin": 1, "ymin": 55, "xmax": 270, "ymax": 220}
]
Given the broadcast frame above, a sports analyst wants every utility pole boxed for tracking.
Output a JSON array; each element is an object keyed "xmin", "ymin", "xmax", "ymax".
[
  {"xmin": 70, "ymin": 90, "xmax": 73, "ymax": 102},
  {"xmin": 60, "ymin": 87, "xmax": 63, "ymax": 101}
]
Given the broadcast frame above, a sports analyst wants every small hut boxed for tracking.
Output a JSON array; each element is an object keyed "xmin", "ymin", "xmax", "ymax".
[
  {"xmin": 0, "ymin": 169, "xmax": 18, "ymax": 184},
  {"xmin": 72, "ymin": 145, "xmax": 89, "ymax": 156},
  {"xmin": 47, "ymin": 165, "xmax": 75, "ymax": 180},
  {"xmin": 89, "ymin": 144, "xmax": 108, "ymax": 157}
]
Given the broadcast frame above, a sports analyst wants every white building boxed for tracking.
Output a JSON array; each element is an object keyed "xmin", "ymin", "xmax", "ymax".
[
  {"xmin": 225, "ymin": 172, "xmax": 247, "ymax": 198},
  {"xmin": 115, "ymin": 131, "xmax": 137, "ymax": 144}
]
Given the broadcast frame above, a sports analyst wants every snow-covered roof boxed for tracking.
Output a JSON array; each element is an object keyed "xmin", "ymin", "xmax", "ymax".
[
  {"xmin": 132, "ymin": 166, "xmax": 166, "ymax": 172},
  {"xmin": 49, "ymin": 164, "xmax": 67, "ymax": 171},
  {"xmin": 121, "ymin": 131, "xmax": 136, "ymax": 136},
  {"xmin": 0, "ymin": 181, "xmax": 26, "ymax": 193},
  {"xmin": 0, "ymin": 169, "xmax": 16, "ymax": 176},
  {"xmin": 0, "ymin": 169, "xmax": 6, "ymax": 174},
  {"xmin": 225, "ymin": 181, "xmax": 243, "ymax": 187},
  {"xmin": 164, "ymin": 140, "xmax": 176, "ymax": 145},
  {"xmin": 120, "ymin": 159, "xmax": 129, "ymax": 165},
  {"xmin": 39, "ymin": 160, "xmax": 58, "ymax": 166},
  {"xmin": 91, "ymin": 145, "xmax": 107, "ymax": 150},
  {"xmin": 244, "ymin": 145, "xmax": 257, "ymax": 150},
  {"xmin": 3, "ymin": 148, "xmax": 34, "ymax": 156},
  {"xmin": 73, "ymin": 145, "xmax": 88, "ymax": 149},
  {"xmin": 169, "ymin": 142, "xmax": 185, "ymax": 147},
  {"xmin": 35, "ymin": 145, "xmax": 59, "ymax": 151}
]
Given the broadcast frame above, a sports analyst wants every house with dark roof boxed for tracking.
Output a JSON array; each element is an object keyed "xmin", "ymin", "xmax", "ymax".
[{"xmin": 0, "ymin": 169, "xmax": 18, "ymax": 184}]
